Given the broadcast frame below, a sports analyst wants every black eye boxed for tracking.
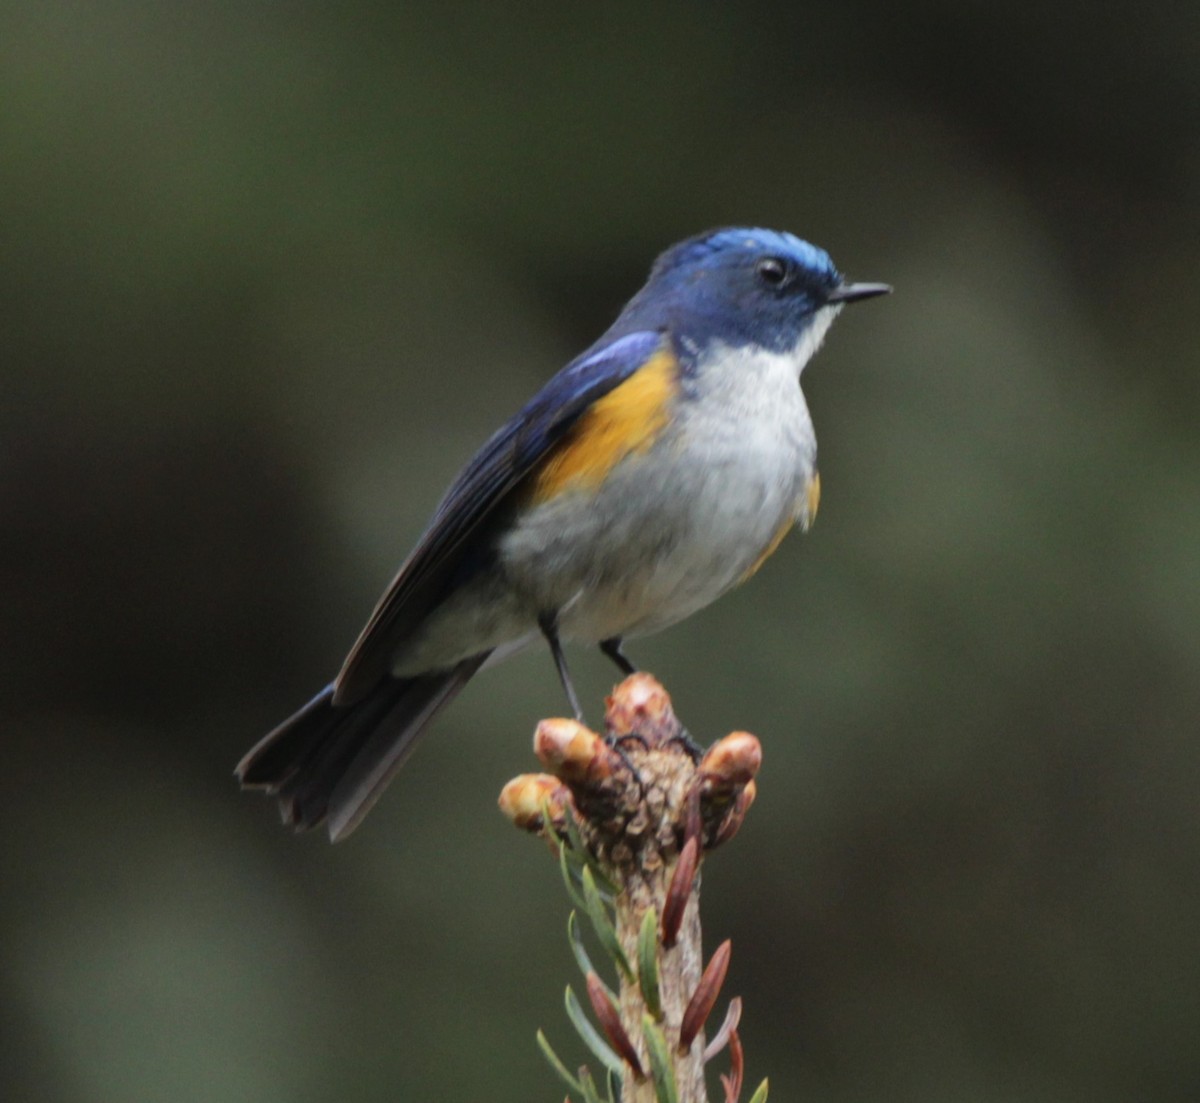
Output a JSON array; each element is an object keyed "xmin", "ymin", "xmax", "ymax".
[{"xmin": 756, "ymin": 257, "xmax": 789, "ymax": 287}]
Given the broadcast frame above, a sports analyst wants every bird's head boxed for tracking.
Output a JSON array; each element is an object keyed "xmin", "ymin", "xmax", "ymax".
[{"xmin": 619, "ymin": 226, "xmax": 890, "ymax": 362}]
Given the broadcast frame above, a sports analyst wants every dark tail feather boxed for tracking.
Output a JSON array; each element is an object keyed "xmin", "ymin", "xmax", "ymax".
[{"xmin": 236, "ymin": 653, "xmax": 489, "ymax": 841}]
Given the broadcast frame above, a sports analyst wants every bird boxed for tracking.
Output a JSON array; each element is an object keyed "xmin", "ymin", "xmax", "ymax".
[{"xmin": 237, "ymin": 227, "xmax": 890, "ymax": 840}]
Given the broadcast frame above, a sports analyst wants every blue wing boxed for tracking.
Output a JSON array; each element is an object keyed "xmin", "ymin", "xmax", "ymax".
[{"xmin": 333, "ymin": 328, "xmax": 668, "ymax": 704}]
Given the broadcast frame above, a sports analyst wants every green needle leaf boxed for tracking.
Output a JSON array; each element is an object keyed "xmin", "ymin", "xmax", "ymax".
[
  {"xmin": 537, "ymin": 1029, "xmax": 583, "ymax": 1096},
  {"xmin": 562, "ymin": 801, "xmax": 587, "ymax": 852},
  {"xmin": 559, "ymin": 840, "xmax": 589, "ymax": 912},
  {"xmin": 563, "ymin": 813, "xmax": 620, "ymax": 896},
  {"xmin": 641, "ymin": 1014, "xmax": 679, "ymax": 1103},
  {"xmin": 637, "ymin": 907, "xmax": 662, "ymax": 1020},
  {"xmin": 548, "ymin": 800, "xmax": 590, "ymax": 878},
  {"xmin": 568, "ymin": 912, "xmax": 617, "ymax": 1001},
  {"xmin": 747, "ymin": 1078, "xmax": 769, "ymax": 1103},
  {"xmin": 567, "ymin": 910, "xmax": 597, "ymax": 979},
  {"xmin": 561, "ymin": 811, "xmax": 621, "ymax": 898},
  {"xmin": 565, "ymin": 985, "xmax": 624, "ymax": 1076},
  {"xmin": 584, "ymin": 854, "xmax": 620, "ymax": 898},
  {"xmin": 581, "ymin": 866, "xmax": 634, "ymax": 980}
]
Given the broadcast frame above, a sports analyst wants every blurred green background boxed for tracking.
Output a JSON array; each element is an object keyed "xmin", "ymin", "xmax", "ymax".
[{"xmin": 3, "ymin": 3, "xmax": 1199, "ymax": 1101}]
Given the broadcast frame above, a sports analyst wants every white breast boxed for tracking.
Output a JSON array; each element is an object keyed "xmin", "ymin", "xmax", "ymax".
[{"xmin": 661, "ymin": 337, "xmax": 820, "ymax": 587}]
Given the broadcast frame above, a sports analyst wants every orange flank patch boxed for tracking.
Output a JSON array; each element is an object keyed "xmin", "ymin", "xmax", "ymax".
[
  {"xmin": 741, "ymin": 516, "xmax": 795, "ymax": 582},
  {"xmin": 528, "ymin": 346, "xmax": 679, "ymax": 504},
  {"xmin": 740, "ymin": 471, "xmax": 821, "ymax": 583},
  {"xmin": 804, "ymin": 470, "xmax": 821, "ymax": 529}
]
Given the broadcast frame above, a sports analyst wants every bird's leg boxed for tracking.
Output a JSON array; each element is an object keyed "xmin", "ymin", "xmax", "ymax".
[
  {"xmin": 539, "ymin": 619, "xmax": 652, "ymax": 790},
  {"xmin": 539, "ymin": 612, "xmax": 585, "ymax": 722},
  {"xmin": 599, "ymin": 636, "xmax": 638, "ymax": 676},
  {"xmin": 669, "ymin": 729, "xmax": 705, "ymax": 763},
  {"xmin": 602, "ymin": 637, "xmax": 702, "ymax": 761},
  {"xmin": 599, "ymin": 635, "xmax": 672, "ymax": 782},
  {"xmin": 541, "ymin": 621, "xmax": 666, "ymax": 783}
]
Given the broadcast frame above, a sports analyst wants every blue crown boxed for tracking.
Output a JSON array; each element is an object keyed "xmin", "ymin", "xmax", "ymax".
[{"xmin": 662, "ymin": 227, "xmax": 838, "ymax": 284}]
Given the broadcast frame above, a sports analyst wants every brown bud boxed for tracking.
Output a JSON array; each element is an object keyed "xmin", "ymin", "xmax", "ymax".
[
  {"xmin": 678, "ymin": 939, "xmax": 731, "ymax": 1053},
  {"xmin": 699, "ymin": 731, "xmax": 762, "ymax": 790},
  {"xmin": 711, "ymin": 780, "xmax": 758, "ymax": 848},
  {"xmin": 586, "ymin": 972, "xmax": 644, "ymax": 1078},
  {"xmin": 662, "ymin": 835, "xmax": 699, "ymax": 949},
  {"xmin": 534, "ymin": 718, "xmax": 620, "ymax": 784},
  {"xmin": 604, "ymin": 673, "xmax": 679, "ymax": 746},
  {"xmin": 497, "ymin": 773, "xmax": 568, "ymax": 833}
]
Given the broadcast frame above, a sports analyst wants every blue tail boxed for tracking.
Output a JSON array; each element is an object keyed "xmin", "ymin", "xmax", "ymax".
[{"xmin": 237, "ymin": 654, "xmax": 489, "ymax": 840}]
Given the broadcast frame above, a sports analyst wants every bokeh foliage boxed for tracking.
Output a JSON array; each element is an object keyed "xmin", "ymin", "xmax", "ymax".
[{"xmin": 3, "ymin": 3, "xmax": 1198, "ymax": 1101}]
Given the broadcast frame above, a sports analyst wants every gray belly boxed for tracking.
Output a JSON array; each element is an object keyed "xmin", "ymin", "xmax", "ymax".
[{"xmin": 505, "ymin": 458, "xmax": 796, "ymax": 641}]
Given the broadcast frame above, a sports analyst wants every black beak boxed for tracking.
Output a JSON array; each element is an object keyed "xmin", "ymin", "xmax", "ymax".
[{"xmin": 826, "ymin": 281, "xmax": 893, "ymax": 305}]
